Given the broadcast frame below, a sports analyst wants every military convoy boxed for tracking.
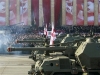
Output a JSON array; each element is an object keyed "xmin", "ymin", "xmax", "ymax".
[{"xmin": 7, "ymin": 34, "xmax": 100, "ymax": 75}]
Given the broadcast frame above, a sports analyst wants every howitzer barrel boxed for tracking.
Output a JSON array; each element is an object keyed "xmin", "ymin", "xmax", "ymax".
[
  {"xmin": 7, "ymin": 46, "xmax": 77, "ymax": 52},
  {"xmin": 23, "ymin": 38, "xmax": 43, "ymax": 40},
  {"xmin": 16, "ymin": 40, "xmax": 45, "ymax": 43}
]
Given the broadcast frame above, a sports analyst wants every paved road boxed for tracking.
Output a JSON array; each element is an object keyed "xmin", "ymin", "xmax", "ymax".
[{"xmin": 0, "ymin": 54, "xmax": 34, "ymax": 75}]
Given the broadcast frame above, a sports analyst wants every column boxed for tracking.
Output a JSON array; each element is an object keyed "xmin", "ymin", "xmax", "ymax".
[
  {"xmin": 94, "ymin": 0, "xmax": 98, "ymax": 26},
  {"xmin": 39, "ymin": 0, "xmax": 43, "ymax": 27},
  {"xmin": 73, "ymin": 0, "xmax": 77, "ymax": 25},
  {"xmin": 62, "ymin": 0, "xmax": 66, "ymax": 26},
  {"xmin": 17, "ymin": 0, "xmax": 20, "ymax": 23},
  {"xmin": 28, "ymin": 0, "xmax": 32, "ymax": 25},
  {"xmin": 84, "ymin": 0, "xmax": 88, "ymax": 26},
  {"xmin": 6, "ymin": 0, "xmax": 9, "ymax": 25},
  {"xmin": 51, "ymin": 0, "xmax": 54, "ymax": 26}
]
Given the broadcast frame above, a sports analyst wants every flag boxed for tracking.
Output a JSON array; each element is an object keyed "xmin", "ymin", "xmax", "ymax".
[
  {"xmin": 50, "ymin": 22, "xmax": 56, "ymax": 45},
  {"xmin": 44, "ymin": 24, "xmax": 47, "ymax": 36}
]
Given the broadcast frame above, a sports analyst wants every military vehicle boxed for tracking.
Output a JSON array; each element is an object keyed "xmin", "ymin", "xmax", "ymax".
[
  {"xmin": 16, "ymin": 33, "xmax": 66, "ymax": 45},
  {"xmin": 15, "ymin": 34, "xmax": 66, "ymax": 61},
  {"xmin": 7, "ymin": 37, "xmax": 100, "ymax": 75},
  {"xmin": 11, "ymin": 34, "xmax": 85, "ymax": 62},
  {"xmin": 16, "ymin": 34, "xmax": 49, "ymax": 45}
]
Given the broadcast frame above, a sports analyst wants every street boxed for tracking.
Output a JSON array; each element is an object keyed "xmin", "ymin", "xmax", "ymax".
[{"xmin": 0, "ymin": 54, "xmax": 34, "ymax": 75}]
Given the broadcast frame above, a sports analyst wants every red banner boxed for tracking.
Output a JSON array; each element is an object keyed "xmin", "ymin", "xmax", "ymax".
[
  {"xmin": 0, "ymin": 0, "xmax": 6, "ymax": 25},
  {"xmin": 54, "ymin": 0, "xmax": 62, "ymax": 26},
  {"xmin": 31, "ymin": 0, "xmax": 39, "ymax": 26},
  {"xmin": 66, "ymin": 0, "xmax": 73, "ymax": 25},
  {"xmin": 87, "ymin": 0, "xmax": 94, "ymax": 25},
  {"xmin": 9, "ymin": 0, "xmax": 17, "ymax": 25},
  {"xmin": 77, "ymin": 0, "xmax": 84, "ymax": 25},
  {"xmin": 43, "ymin": 0, "xmax": 51, "ymax": 26},
  {"xmin": 20, "ymin": 0, "xmax": 28, "ymax": 25}
]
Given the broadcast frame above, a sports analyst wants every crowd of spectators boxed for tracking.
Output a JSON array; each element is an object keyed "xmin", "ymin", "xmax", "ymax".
[
  {"xmin": 38, "ymin": 25, "xmax": 100, "ymax": 33},
  {"xmin": 2, "ymin": 25, "xmax": 100, "ymax": 41},
  {"xmin": 0, "ymin": 25, "xmax": 100, "ymax": 38}
]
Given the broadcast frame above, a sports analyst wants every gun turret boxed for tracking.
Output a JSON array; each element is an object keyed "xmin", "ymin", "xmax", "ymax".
[
  {"xmin": 60, "ymin": 34, "xmax": 85, "ymax": 46},
  {"xmin": 75, "ymin": 38, "xmax": 100, "ymax": 69}
]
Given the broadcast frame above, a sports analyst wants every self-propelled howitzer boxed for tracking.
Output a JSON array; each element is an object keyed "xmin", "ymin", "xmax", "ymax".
[
  {"xmin": 16, "ymin": 34, "xmax": 65, "ymax": 45},
  {"xmin": 16, "ymin": 34, "xmax": 50, "ymax": 44},
  {"xmin": 28, "ymin": 38, "xmax": 100, "ymax": 75},
  {"xmin": 7, "ymin": 45, "xmax": 78, "ymax": 63},
  {"xmin": 14, "ymin": 34, "xmax": 74, "ymax": 61},
  {"xmin": 7, "ymin": 37, "xmax": 100, "ymax": 75}
]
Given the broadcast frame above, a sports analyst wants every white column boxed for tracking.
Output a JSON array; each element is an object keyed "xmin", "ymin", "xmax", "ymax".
[
  {"xmin": 94, "ymin": 0, "xmax": 98, "ymax": 26},
  {"xmin": 73, "ymin": 0, "xmax": 77, "ymax": 25},
  {"xmin": 39, "ymin": 0, "xmax": 43, "ymax": 27},
  {"xmin": 62, "ymin": 0, "xmax": 66, "ymax": 26},
  {"xmin": 17, "ymin": 0, "xmax": 20, "ymax": 24},
  {"xmin": 6, "ymin": 0, "xmax": 9, "ymax": 25},
  {"xmin": 84, "ymin": 0, "xmax": 88, "ymax": 26},
  {"xmin": 28, "ymin": 0, "xmax": 32, "ymax": 25},
  {"xmin": 51, "ymin": 0, "xmax": 54, "ymax": 26}
]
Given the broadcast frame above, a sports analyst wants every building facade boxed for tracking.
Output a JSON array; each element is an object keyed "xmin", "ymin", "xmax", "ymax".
[{"xmin": 0, "ymin": 0, "xmax": 99, "ymax": 26}]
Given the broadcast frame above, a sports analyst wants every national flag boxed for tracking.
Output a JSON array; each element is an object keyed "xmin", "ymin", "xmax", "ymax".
[{"xmin": 50, "ymin": 22, "xmax": 56, "ymax": 45}]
